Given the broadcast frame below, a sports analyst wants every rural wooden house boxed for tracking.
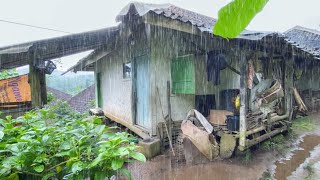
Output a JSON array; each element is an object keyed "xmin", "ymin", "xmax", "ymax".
[
  {"xmin": 67, "ymin": 2, "xmax": 320, "ymax": 152},
  {"xmin": 0, "ymin": 2, "xmax": 319, "ymax": 155}
]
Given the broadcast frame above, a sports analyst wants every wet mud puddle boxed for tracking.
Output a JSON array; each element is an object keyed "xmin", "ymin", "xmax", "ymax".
[{"xmin": 275, "ymin": 134, "xmax": 320, "ymax": 180}]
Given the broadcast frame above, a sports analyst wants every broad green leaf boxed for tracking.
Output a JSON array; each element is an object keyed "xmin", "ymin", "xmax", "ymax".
[
  {"xmin": 111, "ymin": 159, "xmax": 124, "ymax": 170},
  {"xmin": 119, "ymin": 168, "xmax": 133, "ymax": 180},
  {"xmin": 130, "ymin": 152, "xmax": 146, "ymax": 162},
  {"xmin": 59, "ymin": 141, "xmax": 71, "ymax": 150},
  {"xmin": 71, "ymin": 161, "xmax": 83, "ymax": 173},
  {"xmin": 41, "ymin": 172, "xmax": 55, "ymax": 180},
  {"xmin": 33, "ymin": 164, "xmax": 44, "ymax": 173},
  {"xmin": 42, "ymin": 134, "xmax": 49, "ymax": 143},
  {"xmin": 0, "ymin": 173, "xmax": 19, "ymax": 180},
  {"xmin": 94, "ymin": 125, "xmax": 106, "ymax": 135},
  {"xmin": 94, "ymin": 171, "xmax": 108, "ymax": 180},
  {"xmin": 213, "ymin": 0, "xmax": 269, "ymax": 39},
  {"xmin": 54, "ymin": 151, "xmax": 70, "ymax": 157},
  {"xmin": 118, "ymin": 147, "xmax": 130, "ymax": 156},
  {"xmin": 0, "ymin": 131, "xmax": 4, "ymax": 140},
  {"xmin": 90, "ymin": 154, "xmax": 103, "ymax": 168}
]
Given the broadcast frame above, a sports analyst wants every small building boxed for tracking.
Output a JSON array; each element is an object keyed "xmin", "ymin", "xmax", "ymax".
[
  {"xmin": 67, "ymin": 2, "xmax": 320, "ymax": 152},
  {"xmin": 284, "ymin": 26, "xmax": 320, "ymax": 112},
  {"xmin": 47, "ymin": 87, "xmax": 72, "ymax": 102},
  {"xmin": 68, "ymin": 84, "xmax": 95, "ymax": 113}
]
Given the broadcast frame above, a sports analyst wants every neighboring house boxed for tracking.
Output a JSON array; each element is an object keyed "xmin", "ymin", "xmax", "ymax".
[
  {"xmin": 47, "ymin": 87, "xmax": 72, "ymax": 102},
  {"xmin": 47, "ymin": 85, "xmax": 95, "ymax": 113},
  {"xmin": 66, "ymin": 2, "xmax": 320, "ymax": 152},
  {"xmin": 284, "ymin": 26, "xmax": 320, "ymax": 112},
  {"xmin": 68, "ymin": 84, "xmax": 95, "ymax": 113}
]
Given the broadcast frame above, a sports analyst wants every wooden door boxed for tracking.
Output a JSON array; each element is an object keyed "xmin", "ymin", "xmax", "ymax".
[{"xmin": 135, "ymin": 55, "xmax": 150, "ymax": 129}]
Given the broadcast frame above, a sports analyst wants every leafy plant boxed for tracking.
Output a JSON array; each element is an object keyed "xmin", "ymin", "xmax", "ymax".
[
  {"xmin": 0, "ymin": 103, "xmax": 145, "ymax": 180},
  {"xmin": 213, "ymin": 0, "xmax": 269, "ymax": 39},
  {"xmin": 240, "ymin": 149, "xmax": 252, "ymax": 164},
  {"xmin": 47, "ymin": 93, "xmax": 55, "ymax": 104},
  {"xmin": 0, "ymin": 69, "xmax": 19, "ymax": 80},
  {"xmin": 261, "ymin": 134, "xmax": 285, "ymax": 152}
]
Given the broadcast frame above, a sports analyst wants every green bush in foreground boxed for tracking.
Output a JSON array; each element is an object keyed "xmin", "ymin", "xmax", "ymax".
[{"xmin": 0, "ymin": 101, "xmax": 145, "ymax": 180}]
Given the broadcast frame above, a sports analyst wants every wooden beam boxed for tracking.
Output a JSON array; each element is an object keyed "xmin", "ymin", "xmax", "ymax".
[
  {"xmin": 104, "ymin": 111, "xmax": 150, "ymax": 139},
  {"xmin": 245, "ymin": 127, "xmax": 288, "ymax": 149},
  {"xmin": 143, "ymin": 13, "xmax": 202, "ymax": 36}
]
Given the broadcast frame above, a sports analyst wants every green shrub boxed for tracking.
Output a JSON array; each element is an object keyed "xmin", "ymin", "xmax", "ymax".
[{"xmin": 0, "ymin": 103, "xmax": 145, "ymax": 180}]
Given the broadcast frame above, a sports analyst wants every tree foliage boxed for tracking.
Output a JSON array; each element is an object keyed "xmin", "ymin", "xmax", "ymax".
[{"xmin": 213, "ymin": 0, "xmax": 269, "ymax": 39}]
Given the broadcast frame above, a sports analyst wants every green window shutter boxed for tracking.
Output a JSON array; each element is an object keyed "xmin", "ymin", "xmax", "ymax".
[{"xmin": 171, "ymin": 56, "xmax": 195, "ymax": 94}]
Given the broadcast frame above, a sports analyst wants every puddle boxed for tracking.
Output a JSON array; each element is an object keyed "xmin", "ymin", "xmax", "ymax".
[{"xmin": 275, "ymin": 135, "xmax": 320, "ymax": 180}]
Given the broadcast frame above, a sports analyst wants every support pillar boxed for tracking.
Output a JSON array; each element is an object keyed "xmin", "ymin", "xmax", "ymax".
[
  {"xmin": 239, "ymin": 52, "xmax": 247, "ymax": 150},
  {"xmin": 29, "ymin": 56, "xmax": 47, "ymax": 108}
]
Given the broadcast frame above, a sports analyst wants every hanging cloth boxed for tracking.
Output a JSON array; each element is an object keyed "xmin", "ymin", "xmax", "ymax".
[
  {"xmin": 247, "ymin": 60, "xmax": 255, "ymax": 89},
  {"xmin": 207, "ymin": 52, "xmax": 227, "ymax": 85}
]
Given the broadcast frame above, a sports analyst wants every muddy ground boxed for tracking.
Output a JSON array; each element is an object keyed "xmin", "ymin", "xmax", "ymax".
[{"xmin": 124, "ymin": 113, "xmax": 320, "ymax": 180}]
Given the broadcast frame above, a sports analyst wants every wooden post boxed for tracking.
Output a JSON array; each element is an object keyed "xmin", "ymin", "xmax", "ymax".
[
  {"xmin": 28, "ymin": 56, "xmax": 47, "ymax": 108},
  {"xmin": 167, "ymin": 81, "xmax": 173, "ymax": 147},
  {"xmin": 239, "ymin": 52, "xmax": 247, "ymax": 150},
  {"xmin": 285, "ymin": 47, "xmax": 294, "ymax": 120}
]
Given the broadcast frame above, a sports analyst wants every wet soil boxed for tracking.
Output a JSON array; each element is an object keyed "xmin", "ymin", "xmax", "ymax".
[
  {"xmin": 125, "ymin": 150, "xmax": 275, "ymax": 180},
  {"xmin": 275, "ymin": 135, "xmax": 320, "ymax": 180},
  {"xmin": 123, "ymin": 113, "xmax": 320, "ymax": 180}
]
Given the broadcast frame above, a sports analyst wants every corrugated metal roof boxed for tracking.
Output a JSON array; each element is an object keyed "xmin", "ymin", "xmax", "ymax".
[
  {"xmin": 284, "ymin": 26, "xmax": 320, "ymax": 58},
  {"xmin": 116, "ymin": 2, "xmax": 274, "ymax": 40},
  {"xmin": 47, "ymin": 86, "xmax": 72, "ymax": 101},
  {"xmin": 68, "ymin": 84, "xmax": 95, "ymax": 113},
  {"xmin": 0, "ymin": 26, "xmax": 119, "ymax": 69}
]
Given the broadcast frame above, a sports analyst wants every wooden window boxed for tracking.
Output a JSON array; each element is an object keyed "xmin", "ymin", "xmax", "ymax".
[
  {"xmin": 123, "ymin": 62, "xmax": 131, "ymax": 79},
  {"xmin": 171, "ymin": 55, "xmax": 195, "ymax": 94}
]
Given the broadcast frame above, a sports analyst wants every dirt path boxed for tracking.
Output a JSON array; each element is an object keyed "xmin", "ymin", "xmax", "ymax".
[{"xmin": 124, "ymin": 113, "xmax": 320, "ymax": 180}]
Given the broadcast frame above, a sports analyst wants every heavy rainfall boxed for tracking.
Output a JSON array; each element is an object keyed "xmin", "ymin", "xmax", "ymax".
[{"xmin": 0, "ymin": 0, "xmax": 320, "ymax": 179}]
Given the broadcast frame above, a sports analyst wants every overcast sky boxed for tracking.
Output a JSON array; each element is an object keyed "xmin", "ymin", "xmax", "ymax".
[{"xmin": 1, "ymin": 0, "xmax": 320, "ymax": 70}]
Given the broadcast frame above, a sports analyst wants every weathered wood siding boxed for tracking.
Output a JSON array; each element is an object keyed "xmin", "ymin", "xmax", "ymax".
[
  {"xmin": 95, "ymin": 24, "xmax": 151, "ymax": 125},
  {"xmin": 150, "ymin": 25, "xmax": 240, "ymax": 135},
  {"xmin": 296, "ymin": 62, "xmax": 320, "ymax": 91}
]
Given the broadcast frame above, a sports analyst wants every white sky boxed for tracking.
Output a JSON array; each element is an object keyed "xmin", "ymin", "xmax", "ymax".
[{"xmin": 1, "ymin": 0, "xmax": 320, "ymax": 70}]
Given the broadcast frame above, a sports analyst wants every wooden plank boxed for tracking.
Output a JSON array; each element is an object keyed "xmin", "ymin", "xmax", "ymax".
[{"xmin": 104, "ymin": 111, "xmax": 150, "ymax": 139}]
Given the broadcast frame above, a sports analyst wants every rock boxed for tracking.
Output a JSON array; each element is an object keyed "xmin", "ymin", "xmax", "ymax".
[{"xmin": 219, "ymin": 134, "xmax": 236, "ymax": 159}]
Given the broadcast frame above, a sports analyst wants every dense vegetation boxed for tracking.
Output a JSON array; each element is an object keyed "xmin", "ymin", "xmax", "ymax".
[
  {"xmin": 14, "ymin": 68, "xmax": 94, "ymax": 96},
  {"xmin": 0, "ymin": 101, "xmax": 145, "ymax": 180},
  {"xmin": 46, "ymin": 71, "xmax": 94, "ymax": 96}
]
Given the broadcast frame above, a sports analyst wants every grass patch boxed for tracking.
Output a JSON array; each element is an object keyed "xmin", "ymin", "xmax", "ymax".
[
  {"xmin": 261, "ymin": 134, "xmax": 286, "ymax": 152},
  {"xmin": 304, "ymin": 163, "xmax": 314, "ymax": 180},
  {"xmin": 240, "ymin": 150, "xmax": 252, "ymax": 164},
  {"xmin": 292, "ymin": 117, "xmax": 315, "ymax": 131},
  {"xmin": 259, "ymin": 170, "xmax": 273, "ymax": 180}
]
